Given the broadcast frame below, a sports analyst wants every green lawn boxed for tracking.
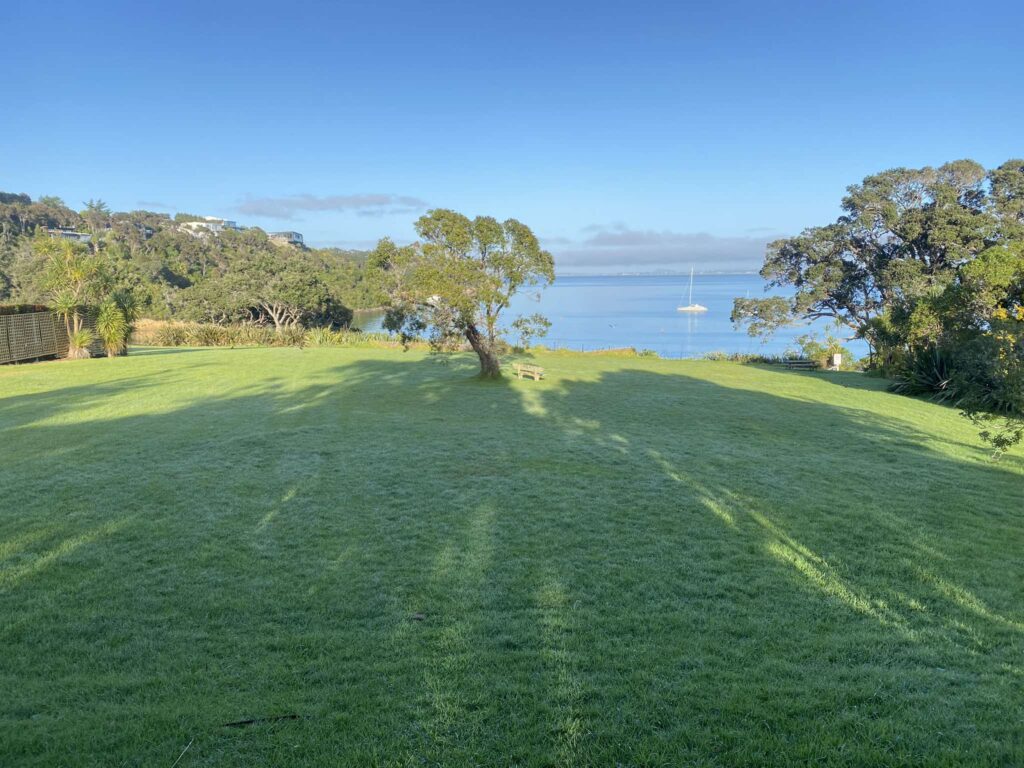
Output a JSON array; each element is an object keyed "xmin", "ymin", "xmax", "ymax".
[{"xmin": 1, "ymin": 347, "xmax": 1021, "ymax": 766}]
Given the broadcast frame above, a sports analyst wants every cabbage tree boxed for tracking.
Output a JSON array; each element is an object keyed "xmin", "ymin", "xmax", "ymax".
[{"xmin": 40, "ymin": 239, "xmax": 106, "ymax": 332}]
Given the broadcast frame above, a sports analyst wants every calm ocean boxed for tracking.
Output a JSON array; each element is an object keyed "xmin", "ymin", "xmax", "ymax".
[{"xmin": 354, "ymin": 273, "xmax": 869, "ymax": 360}]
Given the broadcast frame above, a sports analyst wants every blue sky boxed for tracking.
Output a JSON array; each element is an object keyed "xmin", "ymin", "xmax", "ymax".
[{"xmin": 4, "ymin": 0, "xmax": 1022, "ymax": 273}]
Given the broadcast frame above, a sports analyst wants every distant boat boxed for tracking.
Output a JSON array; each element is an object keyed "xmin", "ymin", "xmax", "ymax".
[{"xmin": 677, "ymin": 267, "xmax": 708, "ymax": 312}]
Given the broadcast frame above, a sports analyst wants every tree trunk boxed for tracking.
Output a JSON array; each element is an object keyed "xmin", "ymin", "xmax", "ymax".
[
  {"xmin": 465, "ymin": 324, "xmax": 502, "ymax": 378},
  {"xmin": 262, "ymin": 303, "xmax": 283, "ymax": 332}
]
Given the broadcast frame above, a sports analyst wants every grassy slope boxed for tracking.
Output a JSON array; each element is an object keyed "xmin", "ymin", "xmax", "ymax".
[{"xmin": 0, "ymin": 347, "xmax": 1021, "ymax": 767}]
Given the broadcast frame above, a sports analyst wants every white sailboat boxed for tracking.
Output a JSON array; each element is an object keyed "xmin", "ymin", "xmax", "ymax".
[{"xmin": 677, "ymin": 267, "xmax": 708, "ymax": 312}]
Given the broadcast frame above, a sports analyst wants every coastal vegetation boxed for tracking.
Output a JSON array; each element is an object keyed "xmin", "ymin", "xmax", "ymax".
[
  {"xmin": 0, "ymin": 194, "xmax": 380, "ymax": 326},
  {"xmin": 34, "ymin": 237, "xmax": 139, "ymax": 359},
  {"xmin": 733, "ymin": 159, "xmax": 1024, "ymax": 454},
  {"xmin": 369, "ymin": 209, "xmax": 554, "ymax": 377},
  {"xmin": 1, "ymin": 346, "xmax": 1020, "ymax": 766},
  {"xmin": 130, "ymin": 319, "xmax": 410, "ymax": 350}
]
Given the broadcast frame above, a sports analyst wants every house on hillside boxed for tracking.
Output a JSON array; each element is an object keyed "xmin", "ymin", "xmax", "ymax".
[
  {"xmin": 46, "ymin": 228, "xmax": 91, "ymax": 243},
  {"xmin": 179, "ymin": 216, "xmax": 245, "ymax": 237},
  {"xmin": 269, "ymin": 231, "xmax": 304, "ymax": 246}
]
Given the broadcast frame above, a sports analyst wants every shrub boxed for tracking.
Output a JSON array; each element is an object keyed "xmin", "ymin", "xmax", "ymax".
[
  {"xmin": 305, "ymin": 327, "xmax": 340, "ymax": 347},
  {"xmin": 702, "ymin": 351, "xmax": 786, "ymax": 364},
  {"xmin": 96, "ymin": 301, "xmax": 130, "ymax": 357},
  {"xmin": 887, "ymin": 346, "xmax": 959, "ymax": 403},
  {"xmin": 184, "ymin": 323, "xmax": 228, "ymax": 346},
  {"xmin": 154, "ymin": 324, "xmax": 188, "ymax": 346},
  {"xmin": 67, "ymin": 328, "xmax": 95, "ymax": 359},
  {"xmin": 137, "ymin": 320, "xmax": 419, "ymax": 351},
  {"xmin": 790, "ymin": 332, "xmax": 853, "ymax": 368},
  {"xmin": 234, "ymin": 325, "xmax": 273, "ymax": 346},
  {"xmin": 273, "ymin": 326, "xmax": 306, "ymax": 347},
  {"xmin": 0, "ymin": 304, "xmax": 51, "ymax": 316},
  {"xmin": 949, "ymin": 331, "xmax": 1023, "ymax": 457}
]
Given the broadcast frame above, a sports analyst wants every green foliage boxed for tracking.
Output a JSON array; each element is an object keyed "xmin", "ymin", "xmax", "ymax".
[
  {"xmin": 0, "ymin": 193, "xmax": 80, "ymax": 245},
  {"xmin": 887, "ymin": 347, "xmax": 958, "ymax": 403},
  {"xmin": 951, "ymin": 321, "xmax": 1024, "ymax": 457},
  {"xmin": 186, "ymin": 323, "xmax": 233, "ymax": 346},
  {"xmin": 80, "ymin": 198, "xmax": 111, "ymax": 234},
  {"xmin": 369, "ymin": 209, "xmax": 554, "ymax": 377},
  {"xmin": 303, "ymin": 327, "xmax": 397, "ymax": 348},
  {"xmin": 703, "ymin": 351, "xmax": 786, "ymax": 364},
  {"xmin": 40, "ymin": 238, "xmax": 111, "ymax": 335},
  {"xmin": 731, "ymin": 296, "xmax": 793, "ymax": 339},
  {"xmin": 791, "ymin": 328, "xmax": 854, "ymax": 368},
  {"xmin": 153, "ymin": 323, "xmax": 188, "ymax": 346},
  {"xmin": 738, "ymin": 161, "xmax": 1024, "ymax": 454},
  {"xmin": 304, "ymin": 327, "xmax": 337, "ymax": 347},
  {"xmin": 155, "ymin": 231, "xmax": 358, "ymax": 329},
  {"xmin": 50, "ymin": 290, "xmax": 78, "ymax": 322},
  {"xmin": 95, "ymin": 301, "xmax": 130, "ymax": 357},
  {"xmin": 94, "ymin": 287, "xmax": 140, "ymax": 357},
  {"xmin": 510, "ymin": 313, "xmax": 551, "ymax": 348},
  {"xmin": 231, "ymin": 245, "xmax": 338, "ymax": 330},
  {"xmin": 316, "ymin": 248, "xmax": 384, "ymax": 309},
  {"xmin": 989, "ymin": 159, "xmax": 1024, "ymax": 232},
  {"xmin": 0, "ymin": 192, "xmax": 377, "ymax": 329},
  {"xmin": 0, "ymin": 303, "xmax": 51, "ymax": 316},
  {"xmin": 898, "ymin": 241, "xmax": 1024, "ymax": 455},
  {"xmin": 736, "ymin": 160, "xmax": 1010, "ymax": 351},
  {"xmin": 138, "ymin": 321, "xmax": 398, "ymax": 350},
  {"xmin": 66, "ymin": 328, "xmax": 94, "ymax": 359}
]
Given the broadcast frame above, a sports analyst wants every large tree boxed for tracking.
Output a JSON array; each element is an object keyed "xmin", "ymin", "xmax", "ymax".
[
  {"xmin": 734, "ymin": 159, "xmax": 1024, "ymax": 455},
  {"xmin": 930, "ymin": 241, "xmax": 1024, "ymax": 455},
  {"xmin": 237, "ymin": 252, "xmax": 335, "ymax": 331},
  {"xmin": 81, "ymin": 199, "xmax": 111, "ymax": 237},
  {"xmin": 732, "ymin": 160, "xmax": 1001, "ymax": 356},
  {"xmin": 368, "ymin": 209, "xmax": 554, "ymax": 378}
]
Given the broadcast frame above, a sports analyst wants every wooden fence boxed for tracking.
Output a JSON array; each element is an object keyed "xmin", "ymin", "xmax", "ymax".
[{"xmin": 0, "ymin": 310, "xmax": 101, "ymax": 364}]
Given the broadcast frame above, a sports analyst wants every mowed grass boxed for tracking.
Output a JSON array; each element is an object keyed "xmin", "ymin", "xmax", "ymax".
[{"xmin": 1, "ymin": 347, "xmax": 1022, "ymax": 767}]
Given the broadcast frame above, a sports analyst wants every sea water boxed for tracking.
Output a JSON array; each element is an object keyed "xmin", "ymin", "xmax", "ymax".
[{"xmin": 354, "ymin": 273, "xmax": 869, "ymax": 360}]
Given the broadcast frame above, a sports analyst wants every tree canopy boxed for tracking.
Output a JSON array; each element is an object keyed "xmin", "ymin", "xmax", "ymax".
[
  {"xmin": 368, "ymin": 209, "xmax": 554, "ymax": 377},
  {"xmin": 733, "ymin": 159, "xmax": 1024, "ymax": 455},
  {"xmin": 0, "ymin": 193, "xmax": 380, "ymax": 329},
  {"xmin": 731, "ymin": 160, "xmax": 1010, "ymax": 348}
]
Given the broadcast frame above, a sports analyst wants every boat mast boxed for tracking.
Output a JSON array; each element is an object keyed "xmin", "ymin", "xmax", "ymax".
[{"xmin": 688, "ymin": 267, "xmax": 694, "ymax": 305}]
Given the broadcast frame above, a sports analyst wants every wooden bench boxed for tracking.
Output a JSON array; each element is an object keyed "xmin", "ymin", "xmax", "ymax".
[
  {"xmin": 782, "ymin": 358, "xmax": 819, "ymax": 370},
  {"xmin": 512, "ymin": 363, "xmax": 544, "ymax": 381}
]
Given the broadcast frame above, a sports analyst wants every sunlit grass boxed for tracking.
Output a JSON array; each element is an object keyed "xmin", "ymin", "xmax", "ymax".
[{"xmin": 1, "ymin": 347, "xmax": 1021, "ymax": 766}]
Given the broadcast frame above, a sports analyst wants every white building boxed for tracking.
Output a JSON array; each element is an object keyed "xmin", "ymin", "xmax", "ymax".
[{"xmin": 180, "ymin": 216, "xmax": 245, "ymax": 237}]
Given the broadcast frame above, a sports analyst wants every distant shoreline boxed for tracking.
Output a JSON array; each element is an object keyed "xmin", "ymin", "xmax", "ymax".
[{"xmin": 553, "ymin": 270, "xmax": 761, "ymax": 278}]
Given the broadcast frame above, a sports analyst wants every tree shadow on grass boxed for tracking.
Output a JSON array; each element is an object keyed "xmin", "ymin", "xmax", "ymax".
[
  {"xmin": 0, "ymin": 354, "xmax": 1021, "ymax": 766},
  {"xmin": 747, "ymin": 364, "xmax": 890, "ymax": 390},
  {"xmin": 126, "ymin": 346, "xmax": 213, "ymax": 357}
]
